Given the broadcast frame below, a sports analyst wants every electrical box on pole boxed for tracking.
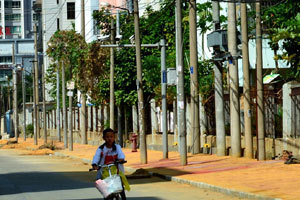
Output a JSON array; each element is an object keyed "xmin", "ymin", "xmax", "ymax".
[
  {"xmin": 207, "ymin": 30, "xmax": 228, "ymax": 52},
  {"xmin": 167, "ymin": 68, "xmax": 176, "ymax": 86}
]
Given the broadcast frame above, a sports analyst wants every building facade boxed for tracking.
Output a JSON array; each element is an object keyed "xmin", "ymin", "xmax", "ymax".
[
  {"xmin": 0, "ymin": 0, "xmax": 37, "ymax": 39},
  {"xmin": 0, "ymin": 0, "xmax": 37, "ymax": 83}
]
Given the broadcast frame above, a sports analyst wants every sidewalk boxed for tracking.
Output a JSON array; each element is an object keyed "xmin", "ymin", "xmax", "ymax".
[{"xmin": 1, "ymin": 138, "xmax": 299, "ymax": 200}]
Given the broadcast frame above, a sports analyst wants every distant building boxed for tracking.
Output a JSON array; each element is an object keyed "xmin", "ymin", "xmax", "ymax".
[
  {"xmin": 0, "ymin": 0, "xmax": 38, "ymax": 84},
  {"xmin": 0, "ymin": 0, "xmax": 37, "ymax": 39}
]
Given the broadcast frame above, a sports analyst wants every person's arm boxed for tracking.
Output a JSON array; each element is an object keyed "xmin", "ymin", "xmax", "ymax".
[
  {"xmin": 116, "ymin": 145, "xmax": 125, "ymax": 161},
  {"xmin": 92, "ymin": 148, "xmax": 102, "ymax": 169}
]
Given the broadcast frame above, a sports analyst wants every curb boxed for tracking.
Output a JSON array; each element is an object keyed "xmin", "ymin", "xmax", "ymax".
[{"xmin": 53, "ymin": 152, "xmax": 280, "ymax": 200}]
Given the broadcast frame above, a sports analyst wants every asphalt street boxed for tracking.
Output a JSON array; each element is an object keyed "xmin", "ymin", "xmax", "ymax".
[{"xmin": 0, "ymin": 149, "xmax": 244, "ymax": 200}]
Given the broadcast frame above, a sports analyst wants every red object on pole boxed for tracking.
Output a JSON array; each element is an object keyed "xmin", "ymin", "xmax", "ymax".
[{"xmin": 130, "ymin": 133, "xmax": 138, "ymax": 152}]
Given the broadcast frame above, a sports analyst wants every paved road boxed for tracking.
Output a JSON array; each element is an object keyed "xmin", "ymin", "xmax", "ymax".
[{"xmin": 0, "ymin": 149, "xmax": 244, "ymax": 200}]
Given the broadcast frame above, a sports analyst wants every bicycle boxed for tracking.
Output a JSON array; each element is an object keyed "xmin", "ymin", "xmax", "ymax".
[{"xmin": 89, "ymin": 160, "xmax": 127, "ymax": 200}]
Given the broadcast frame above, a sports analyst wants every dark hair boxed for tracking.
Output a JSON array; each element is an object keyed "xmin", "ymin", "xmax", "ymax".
[{"xmin": 102, "ymin": 128, "xmax": 115, "ymax": 139}]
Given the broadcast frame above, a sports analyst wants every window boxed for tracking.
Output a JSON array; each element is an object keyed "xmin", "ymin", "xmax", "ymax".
[
  {"xmin": 4, "ymin": 1, "xmax": 9, "ymax": 8},
  {"xmin": 11, "ymin": 26, "xmax": 21, "ymax": 33},
  {"xmin": 67, "ymin": 2, "xmax": 75, "ymax": 20},
  {"xmin": 57, "ymin": 18, "xmax": 60, "ymax": 30},
  {"xmin": 0, "ymin": 56, "xmax": 12, "ymax": 64},
  {"xmin": 0, "ymin": 69, "xmax": 12, "ymax": 79},
  {"xmin": 4, "ymin": 1, "xmax": 21, "ymax": 9},
  {"xmin": 5, "ymin": 26, "xmax": 21, "ymax": 34},
  {"xmin": 33, "ymin": 13, "xmax": 38, "ymax": 22},
  {"xmin": 5, "ymin": 14, "xmax": 21, "ymax": 21},
  {"xmin": 12, "ymin": 1, "xmax": 21, "ymax": 8}
]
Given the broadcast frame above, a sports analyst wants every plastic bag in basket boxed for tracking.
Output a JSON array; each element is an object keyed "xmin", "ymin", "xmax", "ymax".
[{"xmin": 95, "ymin": 175, "xmax": 123, "ymax": 198}]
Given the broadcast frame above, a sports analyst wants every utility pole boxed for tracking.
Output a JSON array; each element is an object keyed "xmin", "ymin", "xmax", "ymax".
[
  {"xmin": 12, "ymin": 43, "xmax": 18, "ymax": 142},
  {"xmin": 117, "ymin": 106, "xmax": 123, "ymax": 146},
  {"xmin": 189, "ymin": 0, "xmax": 200, "ymax": 154},
  {"xmin": 228, "ymin": 1, "xmax": 241, "ymax": 157},
  {"xmin": 56, "ymin": 63, "xmax": 61, "ymax": 142},
  {"xmin": 68, "ymin": 87, "xmax": 73, "ymax": 151},
  {"xmin": 32, "ymin": 60, "xmax": 36, "ymax": 144},
  {"xmin": 34, "ymin": 24, "xmax": 40, "ymax": 144},
  {"xmin": 0, "ymin": 85, "xmax": 2, "ymax": 136},
  {"xmin": 62, "ymin": 62, "xmax": 67, "ymax": 148},
  {"xmin": 110, "ymin": 18, "xmax": 115, "ymax": 130},
  {"xmin": 22, "ymin": 63, "xmax": 26, "ymax": 141},
  {"xmin": 176, "ymin": 0, "xmax": 187, "ymax": 165},
  {"xmin": 134, "ymin": 0, "xmax": 147, "ymax": 164},
  {"xmin": 81, "ymin": 0, "xmax": 87, "ymax": 144},
  {"xmin": 241, "ymin": 2, "xmax": 253, "ymax": 158},
  {"xmin": 212, "ymin": 1, "xmax": 226, "ymax": 156},
  {"xmin": 256, "ymin": 1, "xmax": 265, "ymax": 160},
  {"xmin": 42, "ymin": 64, "xmax": 47, "ymax": 144},
  {"xmin": 161, "ymin": 39, "xmax": 168, "ymax": 159}
]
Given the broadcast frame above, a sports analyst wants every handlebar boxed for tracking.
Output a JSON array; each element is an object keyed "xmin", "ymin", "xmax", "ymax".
[{"xmin": 89, "ymin": 160, "xmax": 127, "ymax": 171}]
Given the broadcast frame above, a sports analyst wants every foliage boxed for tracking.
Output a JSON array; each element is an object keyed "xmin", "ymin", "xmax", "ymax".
[
  {"xmin": 93, "ymin": 8, "xmax": 113, "ymax": 36},
  {"xmin": 198, "ymin": 60, "xmax": 214, "ymax": 101},
  {"xmin": 80, "ymin": 0, "xmax": 222, "ymax": 107},
  {"xmin": 25, "ymin": 124, "xmax": 34, "ymax": 136},
  {"xmin": 46, "ymin": 29, "xmax": 109, "ymax": 105},
  {"xmin": 46, "ymin": 29, "xmax": 87, "ymax": 92},
  {"xmin": 263, "ymin": 0, "xmax": 300, "ymax": 80},
  {"xmin": 83, "ymin": 42, "xmax": 110, "ymax": 103}
]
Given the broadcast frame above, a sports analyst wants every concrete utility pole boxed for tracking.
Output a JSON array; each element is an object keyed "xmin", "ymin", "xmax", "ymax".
[
  {"xmin": 110, "ymin": 19, "xmax": 115, "ymax": 130},
  {"xmin": 212, "ymin": 1, "xmax": 226, "ymax": 156},
  {"xmin": 117, "ymin": 106, "xmax": 123, "ymax": 147},
  {"xmin": 161, "ymin": 39, "xmax": 168, "ymax": 159},
  {"xmin": 22, "ymin": 63, "xmax": 26, "ymax": 141},
  {"xmin": 81, "ymin": 0, "xmax": 87, "ymax": 144},
  {"xmin": 175, "ymin": 5, "xmax": 179, "ymax": 147},
  {"xmin": 42, "ymin": 64, "xmax": 47, "ymax": 144},
  {"xmin": 68, "ymin": 88, "xmax": 73, "ymax": 151},
  {"xmin": 57, "ymin": 63, "xmax": 61, "ymax": 142},
  {"xmin": 134, "ymin": 0, "xmax": 147, "ymax": 164},
  {"xmin": 0, "ymin": 86, "xmax": 2, "ymax": 136},
  {"xmin": 189, "ymin": 0, "xmax": 200, "ymax": 154},
  {"xmin": 228, "ymin": 2, "xmax": 241, "ymax": 157},
  {"xmin": 32, "ymin": 61, "xmax": 36, "ymax": 143},
  {"xmin": 62, "ymin": 62, "xmax": 67, "ymax": 148},
  {"xmin": 12, "ymin": 43, "xmax": 18, "ymax": 142},
  {"xmin": 256, "ymin": 1, "xmax": 265, "ymax": 160},
  {"xmin": 176, "ymin": 0, "xmax": 187, "ymax": 165},
  {"xmin": 34, "ymin": 24, "xmax": 40, "ymax": 144},
  {"xmin": 241, "ymin": 3, "xmax": 253, "ymax": 158}
]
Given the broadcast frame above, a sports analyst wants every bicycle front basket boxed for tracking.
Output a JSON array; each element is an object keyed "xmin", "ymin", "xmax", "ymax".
[{"xmin": 95, "ymin": 174, "xmax": 123, "ymax": 198}]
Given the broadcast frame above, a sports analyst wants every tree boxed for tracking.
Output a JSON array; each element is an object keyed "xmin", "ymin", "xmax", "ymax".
[
  {"xmin": 263, "ymin": 0, "xmax": 300, "ymax": 80},
  {"xmin": 46, "ymin": 29, "xmax": 109, "ymax": 103}
]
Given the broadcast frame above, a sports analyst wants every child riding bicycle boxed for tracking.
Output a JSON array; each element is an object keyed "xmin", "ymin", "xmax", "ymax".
[{"xmin": 92, "ymin": 128, "xmax": 130, "ymax": 199}]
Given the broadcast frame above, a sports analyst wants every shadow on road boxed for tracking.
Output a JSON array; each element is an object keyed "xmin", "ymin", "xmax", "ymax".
[
  {"xmin": 0, "ymin": 170, "xmax": 170, "ymax": 196},
  {"xmin": 64, "ymin": 198, "xmax": 162, "ymax": 200}
]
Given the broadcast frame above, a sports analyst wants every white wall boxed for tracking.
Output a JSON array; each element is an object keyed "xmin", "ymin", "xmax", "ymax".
[
  {"xmin": 59, "ymin": 0, "xmax": 76, "ymax": 30},
  {"xmin": 75, "ymin": 0, "xmax": 99, "ymax": 43}
]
